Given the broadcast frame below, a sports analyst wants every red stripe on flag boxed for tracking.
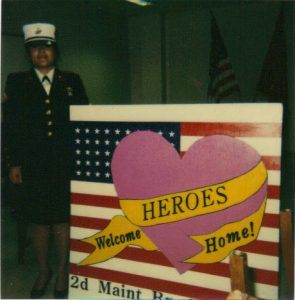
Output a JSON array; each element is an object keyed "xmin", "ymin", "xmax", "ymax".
[
  {"xmin": 71, "ymin": 215, "xmax": 109, "ymax": 229},
  {"xmin": 238, "ymin": 240, "xmax": 279, "ymax": 257},
  {"xmin": 69, "ymin": 263, "xmax": 229, "ymax": 300},
  {"xmin": 70, "ymin": 238, "xmax": 278, "ymax": 285},
  {"xmin": 261, "ymin": 213, "xmax": 280, "ymax": 228},
  {"xmin": 71, "ymin": 193, "xmax": 118, "ymax": 208},
  {"xmin": 268, "ymin": 185, "xmax": 280, "ymax": 199},
  {"xmin": 181, "ymin": 122, "xmax": 282, "ymax": 137},
  {"xmin": 261, "ymin": 156, "xmax": 281, "ymax": 170}
]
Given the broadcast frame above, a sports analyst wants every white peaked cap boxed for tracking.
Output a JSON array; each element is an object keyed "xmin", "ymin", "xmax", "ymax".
[{"xmin": 23, "ymin": 23, "xmax": 56, "ymax": 45}]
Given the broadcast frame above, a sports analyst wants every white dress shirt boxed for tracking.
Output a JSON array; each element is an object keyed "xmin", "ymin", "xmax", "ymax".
[{"xmin": 35, "ymin": 68, "xmax": 55, "ymax": 95}]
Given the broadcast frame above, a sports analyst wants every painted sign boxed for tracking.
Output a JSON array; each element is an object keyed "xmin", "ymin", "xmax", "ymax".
[{"xmin": 69, "ymin": 104, "xmax": 282, "ymax": 299}]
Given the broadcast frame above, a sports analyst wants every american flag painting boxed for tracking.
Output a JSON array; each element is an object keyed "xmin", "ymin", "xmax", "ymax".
[{"xmin": 69, "ymin": 104, "xmax": 282, "ymax": 299}]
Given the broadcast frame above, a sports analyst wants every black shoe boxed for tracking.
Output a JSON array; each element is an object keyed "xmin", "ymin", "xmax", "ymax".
[
  {"xmin": 54, "ymin": 288, "xmax": 68, "ymax": 299},
  {"xmin": 30, "ymin": 271, "xmax": 52, "ymax": 299}
]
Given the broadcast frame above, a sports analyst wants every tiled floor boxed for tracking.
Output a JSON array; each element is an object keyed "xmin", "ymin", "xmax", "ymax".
[{"xmin": 1, "ymin": 206, "xmax": 57, "ymax": 299}]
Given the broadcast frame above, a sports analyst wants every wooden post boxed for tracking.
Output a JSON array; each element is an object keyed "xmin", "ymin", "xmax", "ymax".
[
  {"xmin": 280, "ymin": 209, "xmax": 294, "ymax": 294},
  {"xmin": 229, "ymin": 250, "xmax": 249, "ymax": 293}
]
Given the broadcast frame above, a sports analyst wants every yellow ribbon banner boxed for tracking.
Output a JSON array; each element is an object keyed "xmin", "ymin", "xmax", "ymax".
[
  {"xmin": 79, "ymin": 216, "xmax": 157, "ymax": 266},
  {"xmin": 120, "ymin": 161, "xmax": 267, "ymax": 226}
]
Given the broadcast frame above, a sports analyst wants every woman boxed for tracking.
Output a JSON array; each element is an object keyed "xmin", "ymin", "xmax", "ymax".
[{"xmin": 4, "ymin": 23, "xmax": 89, "ymax": 298}]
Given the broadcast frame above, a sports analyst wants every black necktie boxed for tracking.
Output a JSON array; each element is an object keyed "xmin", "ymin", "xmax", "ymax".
[{"xmin": 42, "ymin": 76, "xmax": 51, "ymax": 84}]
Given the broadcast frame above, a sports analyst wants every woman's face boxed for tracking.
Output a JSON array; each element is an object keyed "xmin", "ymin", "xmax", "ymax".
[{"xmin": 29, "ymin": 44, "xmax": 56, "ymax": 70}]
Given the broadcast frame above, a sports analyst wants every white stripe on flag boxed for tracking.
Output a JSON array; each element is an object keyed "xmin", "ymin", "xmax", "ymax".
[
  {"xmin": 267, "ymin": 170, "xmax": 281, "ymax": 186},
  {"xmin": 71, "ymin": 180, "xmax": 117, "ymax": 196},
  {"xmin": 257, "ymin": 227, "xmax": 279, "ymax": 243},
  {"xmin": 71, "ymin": 204, "xmax": 123, "ymax": 219},
  {"xmin": 265, "ymin": 199, "xmax": 280, "ymax": 214}
]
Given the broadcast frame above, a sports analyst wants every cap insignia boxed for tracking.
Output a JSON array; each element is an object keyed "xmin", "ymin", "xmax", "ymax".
[{"xmin": 35, "ymin": 27, "xmax": 42, "ymax": 35}]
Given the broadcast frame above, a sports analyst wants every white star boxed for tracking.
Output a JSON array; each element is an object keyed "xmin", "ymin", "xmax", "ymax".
[
  {"xmin": 85, "ymin": 139, "xmax": 90, "ymax": 144},
  {"xmin": 95, "ymin": 151, "xmax": 100, "ymax": 156},
  {"xmin": 75, "ymin": 139, "xmax": 81, "ymax": 144},
  {"xmin": 169, "ymin": 131, "xmax": 175, "ymax": 137},
  {"xmin": 95, "ymin": 129, "xmax": 100, "ymax": 134},
  {"xmin": 115, "ymin": 129, "xmax": 120, "ymax": 135},
  {"xmin": 85, "ymin": 150, "xmax": 90, "ymax": 155},
  {"xmin": 85, "ymin": 128, "xmax": 90, "ymax": 134},
  {"xmin": 125, "ymin": 129, "xmax": 131, "ymax": 135},
  {"xmin": 105, "ymin": 140, "xmax": 110, "ymax": 146},
  {"xmin": 75, "ymin": 128, "xmax": 80, "ymax": 133},
  {"xmin": 76, "ymin": 149, "xmax": 81, "ymax": 155},
  {"xmin": 95, "ymin": 161, "xmax": 100, "ymax": 166},
  {"xmin": 95, "ymin": 140, "xmax": 100, "ymax": 145},
  {"xmin": 76, "ymin": 170, "xmax": 81, "ymax": 176},
  {"xmin": 76, "ymin": 160, "xmax": 81, "ymax": 165},
  {"xmin": 158, "ymin": 131, "xmax": 163, "ymax": 135},
  {"xmin": 115, "ymin": 140, "xmax": 120, "ymax": 145},
  {"xmin": 95, "ymin": 172, "xmax": 100, "ymax": 177},
  {"xmin": 105, "ymin": 151, "xmax": 110, "ymax": 156},
  {"xmin": 105, "ymin": 161, "xmax": 110, "ymax": 167},
  {"xmin": 104, "ymin": 128, "xmax": 110, "ymax": 134},
  {"xmin": 86, "ymin": 160, "xmax": 90, "ymax": 166},
  {"xmin": 105, "ymin": 172, "xmax": 111, "ymax": 178},
  {"xmin": 171, "ymin": 143, "xmax": 175, "ymax": 147},
  {"xmin": 86, "ymin": 171, "xmax": 91, "ymax": 176}
]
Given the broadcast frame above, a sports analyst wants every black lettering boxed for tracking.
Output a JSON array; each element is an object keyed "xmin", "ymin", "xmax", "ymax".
[
  {"xmin": 242, "ymin": 228, "xmax": 249, "ymax": 238},
  {"xmin": 202, "ymin": 188, "xmax": 214, "ymax": 207},
  {"xmin": 106, "ymin": 238, "xmax": 111, "ymax": 247},
  {"xmin": 226, "ymin": 231, "xmax": 241, "ymax": 243},
  {"xmin": 70, "ymin": 275, "xmax": 79, "ymax": 288},
  {"xmin": 205, "ymin": 237, "xmax": 218, "ymax": 253},
  {"xmin": 113, "ymin": 286, "xmax": 120, "ymax": 296},
  {"xmin": 135, "ymin": 230, "xmax": 141, "ymax": 239},
  {"xmin": 216, "ymin": 186, "xmax": 227, "ymax": 204},
  {"xmin": 218, "ymin": 237, "xmax": 226, "ymax": 247},
  {"xmin": 158, "ymin": 199, "xmax": 170, "ymax": 218},
  {"xmin": 120, "ymin": 235, "xmax": 125, "ymax": 243},
  {"xmin": 98, "ymin": 280, "xmax": 111, "ymax": 294},
  {"xmin": 153, "ymin": 290, "xmax": 164, "ymax": 299},
  {"xmin": 185, "ymin": 192, "xmax": 199, "ymax": 210},
  {"xmin": 95, "ymin": 236, "xmax": 106, "ymax": 249},
  {"xmin": 143, "ymin": 201, "xmax": 156, "ymax": 221},
  {"xmin": 172, "ymin": 195, "xmax": 184, "ymax": 214}
]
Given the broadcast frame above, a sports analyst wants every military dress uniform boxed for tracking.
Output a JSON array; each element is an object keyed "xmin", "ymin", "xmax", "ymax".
[{"xmin": 4, "ymin": 69, "xmax": 89, "ymax": 224}]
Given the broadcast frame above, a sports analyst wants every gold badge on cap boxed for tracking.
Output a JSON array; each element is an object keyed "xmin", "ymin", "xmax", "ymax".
[{"xmin": 35, "ymin": 27, "xmax": 42, "ymax": 35}]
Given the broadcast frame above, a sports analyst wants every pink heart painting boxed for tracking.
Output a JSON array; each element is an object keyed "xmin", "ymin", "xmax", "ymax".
[{"xmin": 111, "ymin": 131, "xmax": 267, "ymax": 273}]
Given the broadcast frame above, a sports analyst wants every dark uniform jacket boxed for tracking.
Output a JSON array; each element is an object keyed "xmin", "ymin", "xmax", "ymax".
[{"xmin": 4, "ymin": 69, "xmax": 89, "ymax": 224}]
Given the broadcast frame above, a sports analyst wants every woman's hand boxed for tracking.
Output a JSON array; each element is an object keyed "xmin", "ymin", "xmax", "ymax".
[{"xmin": 9, "ymin": 166, "xmax": 23, "ymax": 184}]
